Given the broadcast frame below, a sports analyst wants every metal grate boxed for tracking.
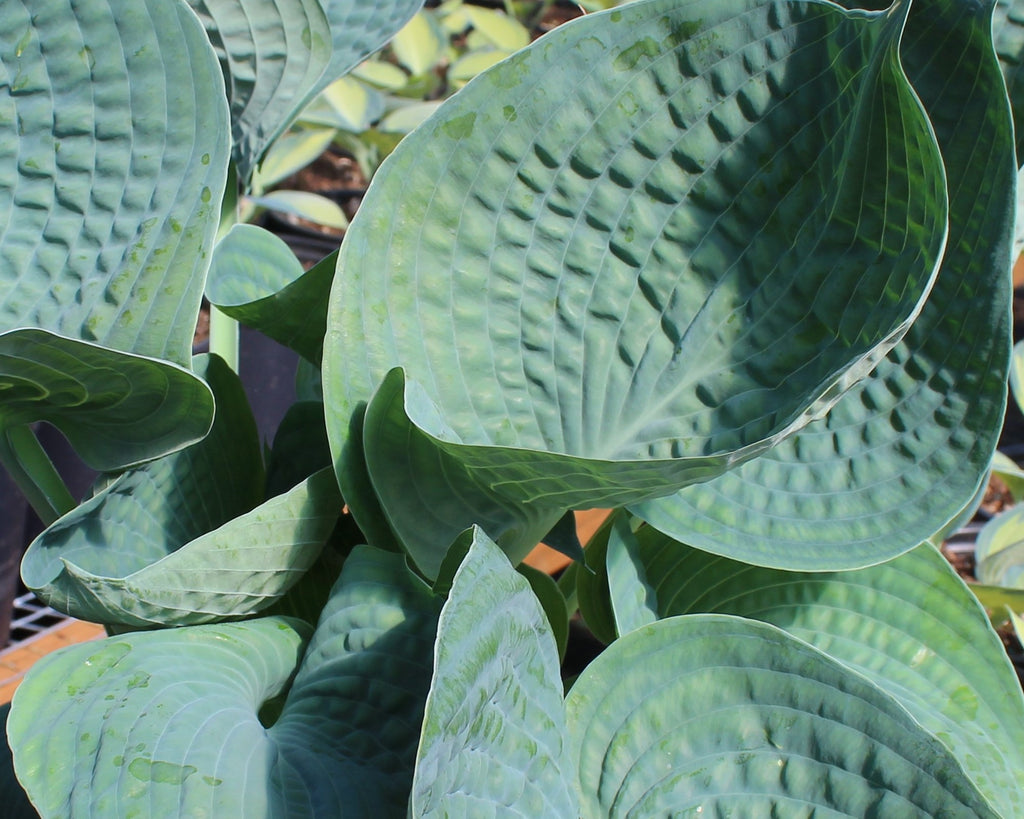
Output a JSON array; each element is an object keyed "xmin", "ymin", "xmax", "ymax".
[{"xmin": 7, "ymin": 592, "xmax": 70, "ymax": 647}]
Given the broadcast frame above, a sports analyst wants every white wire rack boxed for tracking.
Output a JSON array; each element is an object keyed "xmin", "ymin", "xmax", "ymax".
[{"xmin": 6, "ymin": 592, "xmax": 69, "ymax": 647}]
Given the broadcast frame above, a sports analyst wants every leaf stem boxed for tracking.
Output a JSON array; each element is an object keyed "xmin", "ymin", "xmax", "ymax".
[
  {"xmin": 0, "ymin": 425, "xmax": 76, "ymax": 526},
  {"xmin": 209, "ymin": 305, "xmax": 240, "ymax": 372}
]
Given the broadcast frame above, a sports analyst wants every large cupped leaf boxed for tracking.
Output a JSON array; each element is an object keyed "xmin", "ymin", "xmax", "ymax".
[
  {"xmin": 596, "ymin": 521, "xmax": 1024, "ymax": 816},
  {"xmin": 324, "ymin": 0, "xmax": 948, "ymax": 573},
  {"xmin": 20, "ymin": 356, "xmax": 340, "ymax": 628},
  {"xmin": 206, "ymin": 224, "xmax": 337, "ymax": 364},
  {"xmin": 185, "ymin": 0, "xmax": 332, "ymax": 181},
  {"xmin": 0, "ymin": 0, "xmax": 229, "ymax": 365},
  {"xmin": 9, "ymin": 546, "xmax": 442, "ymax": 818},
  {"xmin": 411, "ymin": 529, "xmax": 577, "ymax": 817},
  {"xmin": 633, "ymin": 0, "xmax": 1016, "ymax": 570},
  {"xmin": 565, "ymin": 614, "xmax": 999, "ymax": 817}
]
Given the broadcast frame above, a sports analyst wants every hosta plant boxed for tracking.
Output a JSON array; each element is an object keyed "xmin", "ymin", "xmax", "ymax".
[{"xmin": 2, "ymin": 0, "xmax": 1024, "ymax": 816}]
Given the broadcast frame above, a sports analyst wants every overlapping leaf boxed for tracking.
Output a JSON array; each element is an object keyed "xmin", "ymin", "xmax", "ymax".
[
  {"xmin": 206, "ymin": 224, "xmax": 337, "ymax": 364},
  {"xmin": 633, "ymin": 0, "xmax": 1015, "ymax": 570},
  {"xmin": 566, "ymin": 614, "xmax": 998, "ymax": 817},
  {"xmin": 24, "ymin": 468, "xmax": 338, "ymax": 627},
  {"xmin": 317, "ymin": 0, "xmax": 425, "ymax": 93},
  {"xmin": 20, "ymin": 356, "xmax": 340, "ymax": 627},
  {"xmin": 185, "ymin": 0, "xmax": 332, "ymax": 181},
  {"xmin": 596, "ymin": 521, "xmax": 1024, "ymax": 816},
  {"xmin": 9, "ymin": 546, "xmax": 442, "ymax": 818},
  {"xmin": 325, "ymin": 0, "xmax": 947, "ymax": 574},
  {"xmin": 411, "ymin": 530, "xmax": 577, "ymax": 818}
]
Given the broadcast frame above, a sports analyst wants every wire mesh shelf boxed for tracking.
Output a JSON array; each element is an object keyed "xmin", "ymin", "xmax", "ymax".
[{"xmin": 7, "ymin": 592, "xmax": 70, "ymax": 648}]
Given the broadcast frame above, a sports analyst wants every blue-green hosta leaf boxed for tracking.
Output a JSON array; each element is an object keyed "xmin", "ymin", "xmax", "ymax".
[
  {"xmin": 517, "ymin": 562, "xmax": 570, "ymax": 662},
  {"xmin": 9, "ymin": 546, "xmax": 442, "ymax": 818},
  {"xmin": 19, "ymin": 350, "xmax": 258, "ymax": 576},
  {"xmin": 185, "ymin": 0, "xmax": 332, "ymax": 182},
  {"xmin": 575, "ymin": 514, "xmax": 620, "ymax": 646},
  {"xmin": 9, "ymin": 618, "xmax": 312, "ymax": 819},
  {"xmin": 0, "ymin": 0, "xmax": 228, "ymax": 364},
  {"xmin": 633, "ymin": 0, "xmax": 1016, "ymax": 570},
  {"xmin": 261, "ymin": 538, "xmax": 349, "ymax": 626},
  {"xmin": 20, "ymin": 355, "xmax": 340, "ymax": 627},
  {"xmin": 23, "ymin": 467, "xmax": 340, "ymax": 628},
  {"xmin": 0, "ymin": 330, "xmax": 214, "ymax": 471},
  {"xmin": 361, "ymin": 367, "xmax": 567, "ymax": 575},
  {"xmin": 0, "ymin": 0, "xmax": 229, "ymax": 366},
  {"xmin": 271, "ymin": 545, "xmax": 442, "ymax": 816},
  {"xmin": 411, "ymin": 530, "xmax": 577, "ymax": 818},
  {"xmin": 604, "ymin": 514, "xmax": 657, "ymax": 636},
  {"xmin": 977, "ymin": 504, "xmax": 1024, "ymax": 588},
  {"xmin": 206, "ymin": 224, "xmax": 337, "ymax": 364},
  {"xmin": 601, "ymin": 524, "xmax": 1024, "ymax": 817},
  {"xmin": 326, "ymin": 0, "xmax": 946, "ymax": 573},
  {"xmin": 566, "ymin": 615, "xmax": 999, "ymax": 817}
]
